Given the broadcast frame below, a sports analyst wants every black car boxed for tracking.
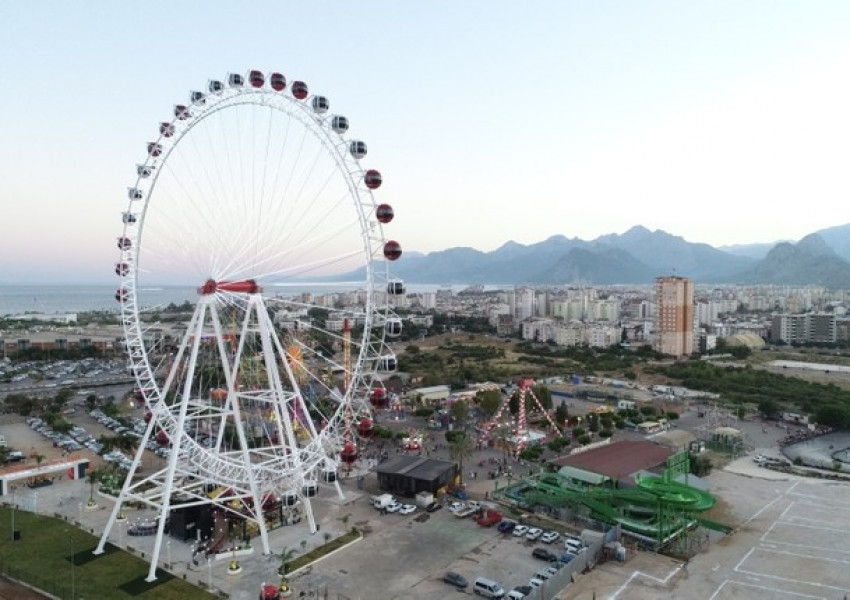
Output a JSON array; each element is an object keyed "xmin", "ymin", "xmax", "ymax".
[
  {"xmin": 443, "ymin": 571, "xmax": 469, "ymax": 588},
  {"xmin": 532, "ymin": 547, "xmax": 558, "ymax": 562},
  {"xmin": 512, "ymin": 585, "xmax": 533, "ymax": 597},
  {"xmin": 426, "ymin": 501, "xmax": 442, "ymax": 513}
]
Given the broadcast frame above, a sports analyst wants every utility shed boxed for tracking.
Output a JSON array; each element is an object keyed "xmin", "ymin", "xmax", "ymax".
[{"xmin": 373, "ymin": 455, "xmax": 457, "ymax": 497}]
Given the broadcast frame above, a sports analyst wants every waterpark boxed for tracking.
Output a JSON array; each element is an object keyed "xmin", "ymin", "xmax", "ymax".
[{"xmin": 493, "ymin": 449, "xmax": 727, "ymax": 552}]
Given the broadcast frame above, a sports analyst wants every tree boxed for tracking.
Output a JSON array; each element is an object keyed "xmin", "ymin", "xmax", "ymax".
[
  {"xmin": 555, "ymin": 403, "xmax": 569, "ymax": 427},
  {"xmin": 532, "ymin": 385, "xmax": 552, "ymax": 410},
  {"xmin": 448, "ymin": 432, "xmax": 475, "ymax": 484},
  {"xmin": 449, "ymin": 398, "xmax": 469, "ymax": 429},
  {"xmin": 757, "ymin": 398, "xmax": 780, "ymax": 419},
  {"xmin": 477, "ymin": 389, "xmax": 502, "ymax": 419}
]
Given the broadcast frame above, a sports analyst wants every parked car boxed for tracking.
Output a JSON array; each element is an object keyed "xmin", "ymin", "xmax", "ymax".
[
  {"xmin": 497, "ymin": 519, "xmax": 516, "ymax": 533},
  {"xmin": 443, "ymin": 571, "xmax": 469, "ymax": 589},
  {"xmin": 532, "ymin": 547, "xmax": 558, "ymax": 562},
  {"xmin": 512, "ymin": 525, "xmax": 529, "ymax": 537},
  {"xmin": 526, "ymin": 527, "xmax": 543, "ymax": 541},
  {"xmin": 399, "ymin": 504, "xmax": 416, "ymax": 515},
  {"xmin": 385, "ymin": 501, "xmax": 403, "ymax": 513},
  {"xmin": 541, "ymin": 531, "xmax": 560, "ymax": 544},
  {"xmin": 510, "ymin": 585, "xmax": 532, "ymax": 599},
  {"xmin": 425, "ymin": 502, "xmax": 442, "ymax": 513}
]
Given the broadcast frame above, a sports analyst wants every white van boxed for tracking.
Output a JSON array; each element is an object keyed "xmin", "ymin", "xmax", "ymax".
[{"xmin": 473, "ymin": 577, "xmax": 505, "ymax": 598}]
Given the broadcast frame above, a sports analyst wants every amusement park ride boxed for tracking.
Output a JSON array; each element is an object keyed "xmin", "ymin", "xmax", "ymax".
[
  {"xmin": 481, "ymin": 379, "xmax": 561, "ymax": 455},
  {"xmin": 99, "ymin": 69, "xmax": 404, "ymax": 583}
]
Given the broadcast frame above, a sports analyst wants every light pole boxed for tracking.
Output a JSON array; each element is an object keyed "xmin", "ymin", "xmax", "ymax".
[
  {"xmin": 67, "ymin": 529, "xmax": 75, "ymax": 600},
  {"xmin": 166, "ymin": 539, "xmax": 172, "ymax": 568},
  {"xmin": 207, "ymin": 557, "xmax": 212, "ymax": 590}
]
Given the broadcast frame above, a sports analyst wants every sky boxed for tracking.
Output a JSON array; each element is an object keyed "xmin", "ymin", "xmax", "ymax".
[{"xmin": 1, "ymin": 1, "xmax": 850, "ymax": 284}]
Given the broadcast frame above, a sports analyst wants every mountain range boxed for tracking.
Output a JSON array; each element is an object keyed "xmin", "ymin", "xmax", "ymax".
[{"xmin": 380, "ymin": 223, "xmax": 850, "ymax": 288}]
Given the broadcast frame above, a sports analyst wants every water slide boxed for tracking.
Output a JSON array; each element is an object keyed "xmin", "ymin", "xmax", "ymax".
[
  {"xmin": 635, "ymin": 475, "xmax": 716, "ymax": 511},
  {"xmin": 526, "ymin": 474, "xmax": 716, "ymax": 540}
]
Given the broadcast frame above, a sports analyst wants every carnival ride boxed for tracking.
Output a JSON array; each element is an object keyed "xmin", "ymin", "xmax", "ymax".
[
  {"xmin": 481, "ymin": 379, "xmax": 562, "ymax": 455},
  {"xmin": 499, "ymin": 452, "xmax": 724, "ymax": 549},
  {"xmin": 99, "ymin": 69, "xmax": 403, "ymax": 581}
]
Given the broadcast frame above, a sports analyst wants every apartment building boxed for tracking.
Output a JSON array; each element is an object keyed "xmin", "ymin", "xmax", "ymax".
[{"xmin": 654, "ymin": 276, "xmax": 694, "ymax": 358}]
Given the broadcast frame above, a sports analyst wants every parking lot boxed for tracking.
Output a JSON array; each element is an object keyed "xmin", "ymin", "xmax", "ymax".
[{"xmin": 294, "ymin": 500, "xmax": 587, "ymax": 599}]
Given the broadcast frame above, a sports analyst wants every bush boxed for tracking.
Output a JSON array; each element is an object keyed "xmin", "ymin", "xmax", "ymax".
[
  {"xmin": 414, "ymin": 407, "xmax": 434, "ymax": 418},
  {"xmin": 445, "ymin": 430, "xmax": 466, "ymax": 443},
  {"xmin": 577, "ymin": 434, "xmax": 592, "ymax": 445},
  {"xmin": 598, "ymin": 429, "xmax": 613, "ymax": 438},
  {"xmin": 665, "ymin": 411, "xmax": 680, "ymax": 420}
]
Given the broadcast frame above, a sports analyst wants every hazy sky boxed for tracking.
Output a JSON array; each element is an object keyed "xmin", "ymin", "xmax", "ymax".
[{"xmin": 1, "ymin": 1, "xmax": 849, "ymax": 284}]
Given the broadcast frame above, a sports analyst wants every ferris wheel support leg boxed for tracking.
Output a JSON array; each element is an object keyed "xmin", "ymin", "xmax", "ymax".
[
  {"xmin": 303, "ymin": 497, "xmax": 318, "ymax": 534},
  {"xmin": 212, "ymin": 301, "xmax": 274, "ymax": 557},
  {"xmin": 145, "ymin": 304, "xmax": 208, "ymax": 581}
]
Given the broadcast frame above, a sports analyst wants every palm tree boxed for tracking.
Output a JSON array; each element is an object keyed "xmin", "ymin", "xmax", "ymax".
[
  {"xmin": 86, "ymin": 468, "xmax": 101, "ymax": 506},
  {"xmin": 277, "ymin": 546, "xmax": 299, "ymax": 576},
  {"xmin": 448, "ymin": 433, "xmax": 476, "ymax": 485}
]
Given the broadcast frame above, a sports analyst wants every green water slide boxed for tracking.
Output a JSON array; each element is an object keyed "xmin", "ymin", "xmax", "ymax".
[
  {"xmin": 521, "ymin": 471, "xmax": 718, "ymax": 545},
  {"xmin": 635, "ymin": 475, "xmax": 716, "ymax": 511}
]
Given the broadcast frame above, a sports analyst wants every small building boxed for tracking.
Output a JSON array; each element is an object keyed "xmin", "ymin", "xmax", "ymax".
[
  {"xmin": 548, "ymin": 440, "xmax": 674, "ymax": 487},
  {"xmin": 373, "ymin": 455, "xmax": 457, "ymax": 498},
  {"xmin": 409, "ymin": 385, "xmax": 451, "ymax": 403}
]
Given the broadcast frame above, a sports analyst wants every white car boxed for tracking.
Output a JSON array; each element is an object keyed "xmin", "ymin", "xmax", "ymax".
[
  {"xmin": 525, "ymin": 527, "xmax": 543, "ymax": 541},
  {"xmin": 512, "ymin": 525, "xmax": 529, "ymax": 537},
  {"xmin": 448, "ymin": 501, "xmax": 464, "ymax": 512},
  {"xmin": 386, "ymin": 501, "xmax": 403, "ymax": 513},
  {"xmin": 399, "ymin": 504, "xmax": 416, "ymax": 515},
  {"xmin": 541, "ymin": 531, "xmax": 560, "ymax": 544}
]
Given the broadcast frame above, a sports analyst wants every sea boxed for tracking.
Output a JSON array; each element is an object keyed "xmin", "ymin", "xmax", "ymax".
[{"xmin": 0, "ymin": 283, "xmax": 480, "ymax": 316}]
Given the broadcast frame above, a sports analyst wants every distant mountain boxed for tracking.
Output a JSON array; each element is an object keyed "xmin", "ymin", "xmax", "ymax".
[
  {"xmin": 341, "ymin": 223, "xmax": 850, "ymax": 288},
  {"xmin": 718, "ymin": 242, "xmax": 782, "ymax": 260},
  {"xmin": 811, "ymin": 223, "xmax": 850, "ymax": 263},
  {"xmin": 533, "ymin": 246, "xmax": 655, "ymax": 284},
  {"xmin": 733, "ymin": 234, "xmax": 850, "ymax": 288},
  {"xmin": 592, "ymin": 226, "xmax": 753, "ymax": 281}
]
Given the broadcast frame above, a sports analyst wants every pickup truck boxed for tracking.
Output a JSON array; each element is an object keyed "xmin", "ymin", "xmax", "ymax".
[{"xmin": 476, "ymin": 509, "xmax": 503, "ymax": 527}]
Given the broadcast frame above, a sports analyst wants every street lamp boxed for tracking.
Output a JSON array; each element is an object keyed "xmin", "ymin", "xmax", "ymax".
[{"xmin": 66, "ymin": 529, "xmax": 75, "ymax": 600}]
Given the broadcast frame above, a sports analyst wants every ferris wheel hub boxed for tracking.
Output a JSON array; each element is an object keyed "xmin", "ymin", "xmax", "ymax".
[{"xmin": 198, "ymin": 279, "xmax": 262, "ymax": 295}]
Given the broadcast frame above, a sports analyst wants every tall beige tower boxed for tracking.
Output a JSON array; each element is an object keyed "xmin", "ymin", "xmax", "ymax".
[{"xmin": 655, "ymin": 276, "xmax": 694, "ymax": 357}]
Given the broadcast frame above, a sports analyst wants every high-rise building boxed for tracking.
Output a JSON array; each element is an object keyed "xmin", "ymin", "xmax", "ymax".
[{"xmin": 654, "ymin": 276, "xmax": 694, "ymax": 357}]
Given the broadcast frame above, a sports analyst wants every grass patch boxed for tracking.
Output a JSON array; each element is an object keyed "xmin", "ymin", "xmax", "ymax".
[
  {"xmin": 285, "ymin": 528, "xmax": 360, "ymax": 573},
  {"xmin": 0, "ymin": 507, "xmax": 215, "ymax": 599}
]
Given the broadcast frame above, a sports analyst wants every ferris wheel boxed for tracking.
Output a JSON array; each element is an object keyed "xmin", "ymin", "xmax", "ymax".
[{"xmin": 97, "ymin": 70, "xmax": 404, "ymax": 581}]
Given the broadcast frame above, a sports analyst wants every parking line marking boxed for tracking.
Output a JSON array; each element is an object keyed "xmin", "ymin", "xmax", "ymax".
[
  {"xmin": 608, "ymin": 562, "xmax": 683, "ymax": 599},
  {"xmin": 712, "ymin": 579, "xmax": 825, "ymax": 599}
]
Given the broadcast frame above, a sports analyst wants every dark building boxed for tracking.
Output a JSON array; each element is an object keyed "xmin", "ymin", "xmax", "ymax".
[{"xmin": 373, "ymin": 455, "xmax": 457, "ymax": 497}]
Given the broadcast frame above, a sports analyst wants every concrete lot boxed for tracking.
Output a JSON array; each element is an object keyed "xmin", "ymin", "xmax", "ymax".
[{"xmin": 566, "ymin": 467, "xmax": 850, "ymax": 600}]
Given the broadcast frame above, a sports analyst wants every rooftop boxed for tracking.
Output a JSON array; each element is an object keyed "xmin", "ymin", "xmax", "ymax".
[
  {"xmin": 550, "ymin": 440, "xmax": 674, "ymax": 481},
  {"xmin": 373, "ymin": 454, "xmax": 456, "ymax": 480}
]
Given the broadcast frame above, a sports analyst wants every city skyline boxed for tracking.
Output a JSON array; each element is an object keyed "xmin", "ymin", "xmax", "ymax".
[{"xmin": 2, "ymin": 2, "xmax": 850, "ymax": 284}]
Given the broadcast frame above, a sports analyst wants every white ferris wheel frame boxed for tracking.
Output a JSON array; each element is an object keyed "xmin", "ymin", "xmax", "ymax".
[{"xmin": 98, "ymin": 72, "xmax": 400, "ymax": 582}]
